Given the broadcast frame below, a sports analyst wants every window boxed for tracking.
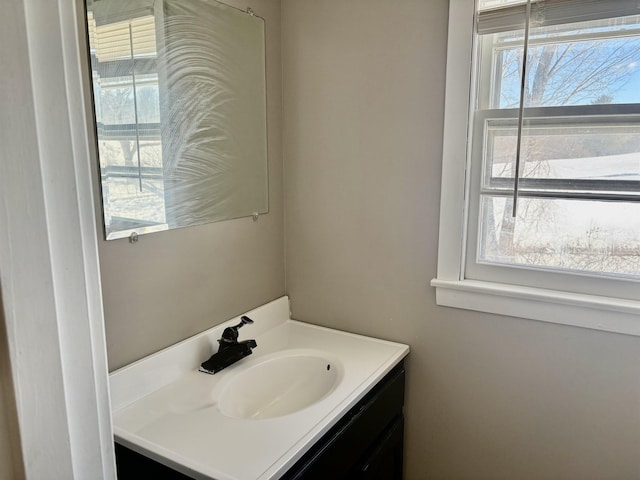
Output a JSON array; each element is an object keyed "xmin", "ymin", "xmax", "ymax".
[
  {"xmin": 87, "ymin": 10, "xmax": 166, "ymax": 233},
  {"xmin": 433, "ymin": 0, "xmax": 640, "ymax": 336}
]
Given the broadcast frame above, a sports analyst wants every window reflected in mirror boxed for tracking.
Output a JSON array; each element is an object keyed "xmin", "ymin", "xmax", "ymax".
[{"xmin": 86, "ymin": 0, "xmax": 268, "ymax": 240}]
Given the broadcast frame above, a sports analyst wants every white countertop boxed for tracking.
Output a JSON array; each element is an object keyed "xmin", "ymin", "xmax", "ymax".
[{"xmin": 110, "ymin": 296, "xmax": 409, "ymax": 480}]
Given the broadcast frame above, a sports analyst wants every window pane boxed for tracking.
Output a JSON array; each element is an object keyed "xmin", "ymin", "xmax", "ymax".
[
  {"xmin": 97, "ymin": 139, "xmax": 137, "ymax": 168},
  {"xmin": 478, "ymin": 195, "xmax": 640, "ymax": 278},
  {"xmin": 135, "ymin": 79, "xmax": 160, "ymax": 124},
  {"xmin": 97, "ymin": 140, "xmax": 162, "ymax": 182},
  {"xmin": 139, "ymin": 141, "xmax": 162, "ymax": 169},
  {"xmin": 484, "ymin": 120, "xmax": 640, "ymax": 187},
  {"xmin": 98, "ymin": 83, "xmax": 136, "ymax": 125},
  {"xmin": 483, "ymin": 16, "xmax": 640, "ymax": 108},
  {"xmin": 102, "ymin": 177, "xmax": 167, "ymax": 229},
  {"xmin": 98, "ymin": 138, "xmax": 165, "ymax": 230}
]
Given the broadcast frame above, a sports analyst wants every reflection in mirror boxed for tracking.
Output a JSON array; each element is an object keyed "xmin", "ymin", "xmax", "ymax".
[{"xmin": 86, "ymin": 0, "xmax": 268, "ymax": 240}]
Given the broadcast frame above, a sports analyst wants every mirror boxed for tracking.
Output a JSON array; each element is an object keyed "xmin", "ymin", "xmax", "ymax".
[{"xmin": 86, "ymin": 0, "xmax": 268, "ymax": 240}]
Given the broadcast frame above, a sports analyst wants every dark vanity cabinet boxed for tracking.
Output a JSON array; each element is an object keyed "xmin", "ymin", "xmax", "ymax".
[
  {"xmin": 115, "ymin": 362, "xmax": 406, "ymax": 479},
  {"xmin": 282, "ymin": 362, "xmax": 405, "ymax": 480}
]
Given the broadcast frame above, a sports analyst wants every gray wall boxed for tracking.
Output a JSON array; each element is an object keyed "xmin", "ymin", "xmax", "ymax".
[
  {"xmin": 0, "ymin": 300, "xmax": 23, "ymax": 480},
  {"xmin": 100, "ymin": 0, "xmax": 284, "ymax": 370},
  {"xmin": 0, "ymin": 381, "xmax": 19, "ymax": 480},
  {"xmin": 282, "ymin": 1, "xmax": 640, "ymax": 479},
  {"xmin": 95, "ymin": 0, "xmax": 640, "ymax": 477}
]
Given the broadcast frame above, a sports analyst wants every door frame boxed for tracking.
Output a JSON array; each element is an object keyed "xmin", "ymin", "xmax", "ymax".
[{"xmin": 0, "ymin": 0, "xmax": 115, "ymax": 477}]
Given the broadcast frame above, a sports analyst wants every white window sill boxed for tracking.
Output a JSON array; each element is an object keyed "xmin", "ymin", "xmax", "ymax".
[{"xmin": 431, "ymin": 278, "xmax": 640, "ymax": 337}]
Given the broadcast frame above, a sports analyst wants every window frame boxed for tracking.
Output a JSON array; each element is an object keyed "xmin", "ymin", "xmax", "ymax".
[{"xmin": 431, "ymin": 0, "xmax": 640, "ymax": 337}]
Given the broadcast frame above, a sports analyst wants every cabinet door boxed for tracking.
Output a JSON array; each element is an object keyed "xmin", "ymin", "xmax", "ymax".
[
  {"xmin": 283, "ymin": 364, "xmax": 405, "ymax": 480},
  {"xmin": 354, "ymin": 415, "xmax": 404, "ymax": 480}
]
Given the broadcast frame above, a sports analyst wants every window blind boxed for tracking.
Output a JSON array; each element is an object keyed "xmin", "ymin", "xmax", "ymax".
[
  {"xmin": 87, "ymin": 12, "xmax": 157, "ymax": 62},
  {"xmin": 478, "ymin": 0, "xmax": 640, "ymax": 34}
]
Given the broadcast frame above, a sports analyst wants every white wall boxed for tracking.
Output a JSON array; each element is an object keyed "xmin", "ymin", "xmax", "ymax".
[{"xmin": 282, "ymin": 1, "xmax": 640, "ymax": 478}]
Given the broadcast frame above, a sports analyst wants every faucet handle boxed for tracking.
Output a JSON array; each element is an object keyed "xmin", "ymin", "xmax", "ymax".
[{"xmin": 219, "ymin": 316, "xmax": 255, "ymax": 347}]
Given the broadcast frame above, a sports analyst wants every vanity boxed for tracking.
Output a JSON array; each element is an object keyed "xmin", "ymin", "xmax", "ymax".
[{"xmin": 110, "ymin": 297, "xmax": 409, "ymax": 479}]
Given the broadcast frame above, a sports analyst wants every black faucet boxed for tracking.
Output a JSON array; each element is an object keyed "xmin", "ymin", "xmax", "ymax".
[{"xmin": 199, "ymin": 316, "xmax": 257, "ymax": 374}]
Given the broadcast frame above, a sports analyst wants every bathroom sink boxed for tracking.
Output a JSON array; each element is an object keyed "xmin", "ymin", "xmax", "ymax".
[
  {"xmin": 110, "ymin": 296, "xmax": 409, "ymax": 480},
  {"xmin": 218, "ymin": 350, "xmax": 342, "ymax": 419}
]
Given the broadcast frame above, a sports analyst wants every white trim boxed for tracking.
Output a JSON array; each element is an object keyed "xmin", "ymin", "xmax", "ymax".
[
  {"xmin": 435, "ymin": 0, "xmax": 476, "ymax": 281},
  {"xmin": 59, "ymin": 0, "xmax": 116, "ymax": 476},
  {"xmin": 0, "ymin": 0, "xmax": 115, "ymax": 478},
  {"xmin": 432, "ymin": 279, "xmax": 640, "ymax": 336}
]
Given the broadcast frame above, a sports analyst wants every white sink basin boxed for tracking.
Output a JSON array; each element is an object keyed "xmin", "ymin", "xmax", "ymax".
[{"xmin": 218, "ymin": 350, "xmax": 342, "ymax": 419}]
